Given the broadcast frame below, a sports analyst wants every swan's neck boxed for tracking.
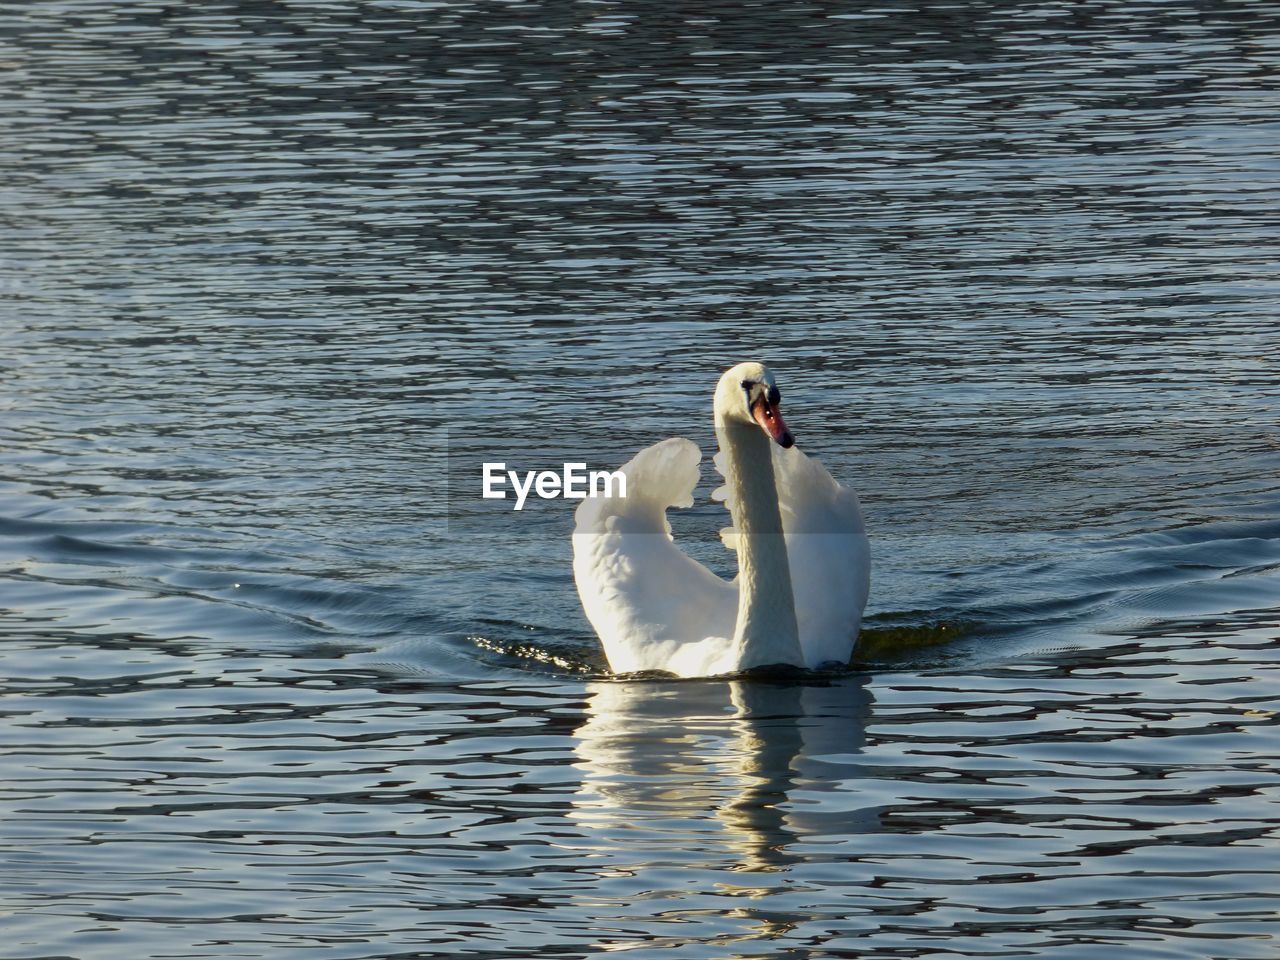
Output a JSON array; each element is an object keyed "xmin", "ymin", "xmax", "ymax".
[{"xmin": 718, "ymin": 417, "xmax": 802, "ymax": 669}]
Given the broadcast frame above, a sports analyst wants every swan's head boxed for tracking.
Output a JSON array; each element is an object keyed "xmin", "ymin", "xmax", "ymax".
[{"xmin": 714, "ymin": 362, "xmax": 794, "ymax": 448}]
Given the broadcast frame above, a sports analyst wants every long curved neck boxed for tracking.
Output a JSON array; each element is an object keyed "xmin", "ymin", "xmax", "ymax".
[{"xmin": 717, "ymin": 417, "xmax": 802, "ymax": 669}]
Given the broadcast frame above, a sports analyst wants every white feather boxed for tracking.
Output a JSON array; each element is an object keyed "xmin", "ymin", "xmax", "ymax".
[{"xmin": 572, "ymin": 364, "xmax": 870, "ymax": 678}]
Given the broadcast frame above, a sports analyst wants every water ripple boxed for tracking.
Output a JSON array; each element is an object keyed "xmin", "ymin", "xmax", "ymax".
[{"xmin": 3, "ymin": 1, "xmax": 1279, "ymax": 956}]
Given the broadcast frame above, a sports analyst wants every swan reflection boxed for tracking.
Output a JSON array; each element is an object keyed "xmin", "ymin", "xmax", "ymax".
[{"xmin": 572, "ymin": 676, "xmax": 876, "ymax": 874}]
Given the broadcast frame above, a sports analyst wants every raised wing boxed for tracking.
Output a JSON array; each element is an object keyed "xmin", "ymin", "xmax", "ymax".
[
  {"xmin": 772, "ymin": 444, "xmax": 870, "ymax": 665},
  {"xmin": 573, "ymin": 438, "xmax": 737, "ymax": 676}
]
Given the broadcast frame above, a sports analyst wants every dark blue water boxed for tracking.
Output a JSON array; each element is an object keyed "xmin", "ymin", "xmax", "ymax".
[{"xmin": 3, "ymin": 2, "xmax": 1279, "ymax": 956}]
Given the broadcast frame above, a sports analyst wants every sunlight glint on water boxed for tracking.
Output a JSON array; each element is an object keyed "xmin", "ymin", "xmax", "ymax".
[{"xmin": 1, "ymin": 2, "xmax": 1278, "ymax": 957}]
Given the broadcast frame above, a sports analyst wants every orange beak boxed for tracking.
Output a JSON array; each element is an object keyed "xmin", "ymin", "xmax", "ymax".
[{"xmin": 751, "ymin": 397, "xmax": 794, "ymax": 448}]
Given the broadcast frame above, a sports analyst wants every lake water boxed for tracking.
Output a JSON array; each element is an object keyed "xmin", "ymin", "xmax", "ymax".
[{"xmin": 3, "ymin": 2, "xmax": 1279, "ymax": 957}]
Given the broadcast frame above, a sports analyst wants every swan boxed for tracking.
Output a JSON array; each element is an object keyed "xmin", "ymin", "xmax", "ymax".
[{"xmin": 573, "ymin": 362, "xmax": 870, "ymax": 677}]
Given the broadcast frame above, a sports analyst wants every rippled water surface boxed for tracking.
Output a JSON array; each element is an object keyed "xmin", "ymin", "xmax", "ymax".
[{"xmin": 3, "ymin": 2, "xmax": 1280, "ymax": 957}]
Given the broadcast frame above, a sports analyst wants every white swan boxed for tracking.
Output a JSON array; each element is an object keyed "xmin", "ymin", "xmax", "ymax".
[{"xmin": 573, "ymin": 362, "xmax": 870, "ymax": 677}]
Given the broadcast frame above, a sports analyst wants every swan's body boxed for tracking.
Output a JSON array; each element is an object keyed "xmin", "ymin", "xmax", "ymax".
[{"xmin": 573, "ymin": 362, "xmax": 870, "ymax": 677}]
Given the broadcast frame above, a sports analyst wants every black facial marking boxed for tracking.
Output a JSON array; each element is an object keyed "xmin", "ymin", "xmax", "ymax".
[{"xmin": 767, "ymin": 385, "xmax": 780, "ymax": 406}]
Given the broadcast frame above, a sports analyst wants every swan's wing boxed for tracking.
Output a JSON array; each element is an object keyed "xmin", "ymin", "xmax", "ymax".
[
  {"xmin": 712, "ymin": 444, "xmax": 870, "ymax": 668},
  {"xmin": 773, "ymin": 444, "xmax": 870, "ymax": 666},
  {"xmin": 573, "ymin": 438, "xmax": 737, "ymax": 676}
]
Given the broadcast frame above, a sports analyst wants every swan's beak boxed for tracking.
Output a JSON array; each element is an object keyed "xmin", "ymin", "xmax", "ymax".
[{"xmin": 751, "ymin": 398, "xmax": 794, "ymax": 448}]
